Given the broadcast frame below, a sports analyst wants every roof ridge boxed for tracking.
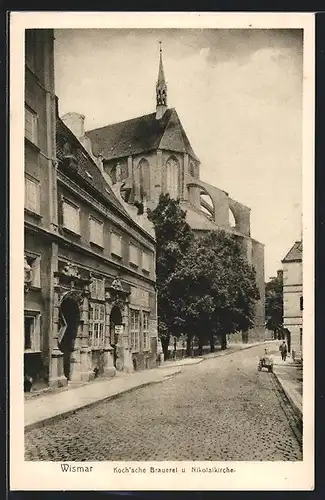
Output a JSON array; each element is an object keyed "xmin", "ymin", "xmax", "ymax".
[{"xmin": 86, "ymin": 110, "xmax": 158, "ymax": 134}]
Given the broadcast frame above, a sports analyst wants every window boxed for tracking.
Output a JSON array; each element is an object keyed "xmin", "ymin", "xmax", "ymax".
[
  {"xmin": 111, "ymin": 232, "xmax": 122, "ymax": 258},
  {"xmin": 25, "ymin": 175, "xmax": 40, "ymax": 214},
  {"xmin": 130, "ymin": 309, "xmax": 140, "ymax": 352},
  {"xmin": 25, "ymin": 254, "xmax": 41, "ymax": 288},
  {"xmin": 134, "ymin": 158, "xmax": 150, "ymax": 201},
  {"xmin": 142, "ymin": 251, "xmax": 151, "ymax": 273},
  {"xmin": 166, "ymin": 157, "xmax": 180, "ymax": 199},
  {"xmin": 129, "ymin": 244, "xmax": 139, "ymax": 267},
  {"xmin": 24, "ymin": 312, "xmax": 40, "ymax": 352},
  {"xmin": 25, "ymin": 106, "xmax": 38, "ymax": 145},
  {"xmin": 143, "ymin": 311, "xmax": 150, "ymax": 351},
  {"xmin": 89, "ymin": 217, "xmax": 104, "ymax": 248},
  {"xmin": 189, "ymin": 161, "xmax": 195, "ymax": 177},
  {"xmin": 62, "ymin": 200, "xmax": 80, "ymax": 234},
  {"xmin": 88, "ymin": 303, "xmax": 105, "ymax": 347},
  {"xmin": 300, "ymin": 296, "xmax": 303, "ymax": 311},
  {"xmin": 90, "ymin": 277, "xmax": 105, "ymax": 301}
]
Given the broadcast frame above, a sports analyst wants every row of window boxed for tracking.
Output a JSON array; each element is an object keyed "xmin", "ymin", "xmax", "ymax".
[
  {"xmin": 25, "ymin": 176, "xmax": 152, "ymax": 272},
  {"xmin": 61, "ymin": 197, "xmax": 151, "ymax": 271},
  {"xmin": 24, "ymin": 308, "xmax": 151, "ymax": 353}
]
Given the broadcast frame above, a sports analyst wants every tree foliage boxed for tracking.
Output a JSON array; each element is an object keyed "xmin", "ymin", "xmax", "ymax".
[
  {"xmin": 147, "ymin": 194, "xmax": 194, "ymax": 357},
  {"xmin": 148, "ymin": 195, "xmax": 260, "ymax": 357},
  {"xmin": 265, "ymin": 273, "xmax": 283, "ymax": 337},
  {"xmin": 172, "ymin": 230, "xmax": 260, "ymax": 349}
]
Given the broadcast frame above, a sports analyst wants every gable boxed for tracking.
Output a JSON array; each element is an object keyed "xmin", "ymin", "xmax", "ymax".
[{"xmin": 159, "ymin": 109, "xmax": 199, "ymax": 161}]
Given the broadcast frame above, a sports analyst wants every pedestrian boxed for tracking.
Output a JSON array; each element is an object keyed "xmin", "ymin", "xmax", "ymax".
[{"xmin": 279, "ymin": 340, "xmax": 287, "ymax": 361}]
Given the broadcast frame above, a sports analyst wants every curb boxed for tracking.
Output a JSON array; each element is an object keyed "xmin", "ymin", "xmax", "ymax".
[
  {"xmin": 273, "ymin": 370, "xmax": 302, "ymax": 421},
  {"xmin": 159, "ymin": 358, "xmax": 204, "ymax": 369},
  {"xmin": 24, "ymin": 369, "xmax": 181, "ymax": 432},
  {"xmin": 202, "ymin": 341, "xmax": 267, "ymax": 360}
]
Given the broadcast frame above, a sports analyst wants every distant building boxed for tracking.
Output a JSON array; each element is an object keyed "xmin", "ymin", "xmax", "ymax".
[
  {"xmin": 85, "ymin": 45, "xmax": 265, "ymax": 341},
  {"xmin": 282, "ymin": 241, "xmax": 303, "ymax": 358},
  {"xmin": 24, "ymin": 29, "xmax": 158, "ymax": 392}
]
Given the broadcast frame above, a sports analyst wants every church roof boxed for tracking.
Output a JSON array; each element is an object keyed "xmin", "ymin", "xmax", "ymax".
[
  {"xmin": 85, "ymin": 108, "xmax": 200, "ymax": 162},
  {"xmin": 56, "ymin": 118, "xmax": 129, "ymax": 217},
  {"xmin": 282, "ymin": 241, "xmax": 303, "ymax": 263}
]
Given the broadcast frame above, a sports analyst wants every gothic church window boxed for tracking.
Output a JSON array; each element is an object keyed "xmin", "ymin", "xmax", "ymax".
[
  {"xmin": 134, "ymin": 158, "xmax": 150, "ymax": 202},
  {"xmin": 189, "ymin": 162, "xmax": 195, "ymax": 177},
  {"xmin": 166, "ymin": 157, "xmax": 180, "ymax": 200}
]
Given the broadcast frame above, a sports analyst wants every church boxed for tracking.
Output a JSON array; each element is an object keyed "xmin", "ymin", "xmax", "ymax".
[{"xmin": 66, "ymin": 45, "xmax": 265, "ymax": 342}]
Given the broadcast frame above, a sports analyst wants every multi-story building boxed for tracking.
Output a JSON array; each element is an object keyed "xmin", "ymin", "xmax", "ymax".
[
  {"xmin": 24, "ymin": 29, "xmax": 158, "ymax": 392},
  {"xmin": 24, "ymin": 29, "xmax": 57, "ymax": 390},
  {"xmin": 282, "ymin": 241, "xmax": 303, "ymax": 359}
]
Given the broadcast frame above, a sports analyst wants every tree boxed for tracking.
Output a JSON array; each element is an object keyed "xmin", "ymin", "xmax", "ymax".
[
  {"xmin": 171, "ymin": 230, "xmax": 260, "ymax": 351},
  {"xmin": 265, "ymin": 273, "xmax": 283, "ymax": 339},
  {"xmin": 147, "ymin": 194, "xmax": 194, "ymax": 359}
]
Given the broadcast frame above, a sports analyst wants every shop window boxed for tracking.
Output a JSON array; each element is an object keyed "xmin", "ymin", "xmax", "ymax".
[
  {"xmin": 88, "ymin": 303, "xmax": 105, "ymax": 347},
  {"xmin": 24, "ymin": 312, "xmax": 40, "ymax": 352},
  {"xmin": 89, "ymin": 216, "xmax": 104, "ymax": 248},
  {"xmin": 25, "ymin": 175, "xmax": 40, "ymax": 214},
  {"xmin": 25, "ymin": 254, "xmax": 41, "ymax": 288},
  {"xmin": 129, "ymin": 243, "xmax": 139, "ymax": 267},
  {"xmin": 111, "ymin": 232, "xmax": 122, "ymax": 258},
  {"xmin": 142, "ymin": 311, "xmax": 150, "ymax": 351},
  {"xmin": 62, "ymin": 199, "xmax": 80, "ymax": 235},
  {"xmin": 130, "ymin": 309, "xmax": 140, "ymax": 352},
  {"xmin": 90, "ymin": 277, "xmax": 105, "ymax": 301},
  {"xmin": 25, "ymin": 106, "xmax": 38, "ymax": 145},
  {"xmin": 142, "ymin": 251, "xmax": 151, "ymax": 273}
]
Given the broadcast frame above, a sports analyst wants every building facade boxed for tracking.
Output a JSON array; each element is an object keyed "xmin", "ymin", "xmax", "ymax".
[
  {"xmin": 85, "ymin": 46, "xmax": 265, "ymax": 341},
  {"xmin": 24, "ymin": 29, "xmax": 57, "ymax": 390},
  {"xmin": 282, "ymin": 241, "xmax": 303, "ymax": 359},
  {"xmin": 24, "ymin": 29, "xmax": 158, "ymax": 392}
]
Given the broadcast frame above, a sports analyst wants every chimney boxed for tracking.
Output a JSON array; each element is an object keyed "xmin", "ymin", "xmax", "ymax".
[{"xmin": 61, "ymin": 112, "xmax": 85, "ymax": 140}]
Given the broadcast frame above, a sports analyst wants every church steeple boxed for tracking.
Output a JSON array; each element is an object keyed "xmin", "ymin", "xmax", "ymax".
[{"xmin": 156, "ymin": 42, "xmax": 168, "ymax": 120}]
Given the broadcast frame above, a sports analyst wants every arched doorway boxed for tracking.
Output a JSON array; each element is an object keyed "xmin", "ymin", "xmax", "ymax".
[
  {"xmin": 58, "ymin": 296, "xmax": 80, "ymax": 380},
  {"xmin": 110, "ymin": 305, "xmax": 123, "ymax": 369}
]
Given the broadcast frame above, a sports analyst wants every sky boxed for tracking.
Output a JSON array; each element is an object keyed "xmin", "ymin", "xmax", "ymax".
[{"xmin": 54, "ymin": 28, "xmax": 303, "ymax": 280}]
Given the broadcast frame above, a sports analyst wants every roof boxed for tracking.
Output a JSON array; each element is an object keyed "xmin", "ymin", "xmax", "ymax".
[
  {"xmin": 85, "ymin": 108, "xmax": 199, "ymax": 162},
  {"xmin": 56, "ymin": 118, "xmax": 129, "ymax": 217},
  {"xmin": 282, "ymin": 241, "xmax": 303, "ymax": 263}
]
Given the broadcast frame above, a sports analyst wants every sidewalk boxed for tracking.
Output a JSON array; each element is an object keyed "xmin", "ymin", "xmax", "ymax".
[
  {"xmin": 25, "ymin": 365, "xmax": 181, "ymax": 431},
  {"xmin": 272, "ymin": 352, "xmax": 303, "ymax": 419}
]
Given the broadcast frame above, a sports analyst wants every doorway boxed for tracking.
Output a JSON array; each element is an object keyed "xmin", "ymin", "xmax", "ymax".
[
  {"xmin": 285, "ymin": 328, "xmax": 291, "ymax": 353},
  {"xmin": 110, "ymin": 305, "xmax": 123, "ymax": 369},
  {"xmin": 58, "ymin": 296, "xmax": 80, "ymax": 380}
]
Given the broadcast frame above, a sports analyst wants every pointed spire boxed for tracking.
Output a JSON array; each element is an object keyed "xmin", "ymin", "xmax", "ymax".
[
  {"xmin": 157, "ymin": 41, "xmax": 166, "ymax": 84},
  {"xmin": 156, "ymin": 41, "xmax": 168, "ymax": 120}
]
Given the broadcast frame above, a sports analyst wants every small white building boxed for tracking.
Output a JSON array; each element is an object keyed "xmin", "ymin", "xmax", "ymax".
[{"xmin": 282, "ymin": 241, "xmax": 303, "ymax": 360}]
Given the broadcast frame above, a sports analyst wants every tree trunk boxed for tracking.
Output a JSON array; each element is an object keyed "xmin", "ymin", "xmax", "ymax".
[
  {"xmin": 186, "ymin": 334, "xmax": 193, "ymax": 357},
  {"xmin": 221, "ymin": 333, "xmax": 227, "ymax": 350},
  {"xmin": 210, "ymin": 338, "xmax": 215, "ymax": 353},
  {"xmin": 161, "ymin": 336, "xmax": 169, "ymax": 360},
  {"xmin": 198, "ymin": 338, "xmax": 203, "ymax": 356}
]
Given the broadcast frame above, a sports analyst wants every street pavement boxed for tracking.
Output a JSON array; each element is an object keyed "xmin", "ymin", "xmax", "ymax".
[{"xmin": 25, "ymin": 343, "xmax": 302, "ymax": 461}]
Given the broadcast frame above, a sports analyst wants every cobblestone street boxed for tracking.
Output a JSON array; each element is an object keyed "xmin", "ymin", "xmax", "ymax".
[{"xmin": 25, "ymin": 344, "xmax": 302, "ymax": 461}]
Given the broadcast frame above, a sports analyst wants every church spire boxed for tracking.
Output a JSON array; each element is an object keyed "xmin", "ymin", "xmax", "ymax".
[{"xmin": 156, "ymin": 42, "xmax": 168, "ymax": 120}]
